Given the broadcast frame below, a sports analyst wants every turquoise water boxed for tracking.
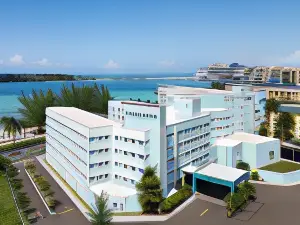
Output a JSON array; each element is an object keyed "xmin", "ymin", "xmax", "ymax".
[{"xmin": 0, "ymin": 78, "xmax": 211, "ymax": 118}]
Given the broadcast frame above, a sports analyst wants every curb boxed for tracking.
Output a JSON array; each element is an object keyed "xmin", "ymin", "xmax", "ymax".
[{"xmin": 24, "ymin": 168, "xmax": 56, "ymax": 215}]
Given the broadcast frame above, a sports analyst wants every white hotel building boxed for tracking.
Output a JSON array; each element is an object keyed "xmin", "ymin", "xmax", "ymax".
[{"xmin": 45, "ymin": 85, "xmax": 260, "ymax": 212}]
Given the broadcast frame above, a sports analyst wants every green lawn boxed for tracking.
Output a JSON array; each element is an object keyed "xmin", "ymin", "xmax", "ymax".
[
  {"xmin": 0, "ymin": 175, "xmax": 22, "ymax": 225},
  {"xmin": 260, "ymin": 160, "xmax": 300, "ymax": 173}
]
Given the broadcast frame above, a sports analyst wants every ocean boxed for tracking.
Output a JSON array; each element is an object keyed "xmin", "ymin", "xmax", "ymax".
[{"xmin": 0, "ymin": 73, "xmax": 212, "ymax": 119}]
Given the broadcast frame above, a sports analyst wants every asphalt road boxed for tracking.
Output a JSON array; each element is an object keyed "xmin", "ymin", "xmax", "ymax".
[
  {"xmin": 15, "ymin": 160, "xmax": 89, "ymax": 225},
  {"xmin": 15, "ymin": 159, "xmax": 300, "ymax": 225}
]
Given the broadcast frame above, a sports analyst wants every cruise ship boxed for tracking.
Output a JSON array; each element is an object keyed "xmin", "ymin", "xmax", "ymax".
[{"xmin": 194, "ymin": 63, "xmax": 247, "ymax": 80}]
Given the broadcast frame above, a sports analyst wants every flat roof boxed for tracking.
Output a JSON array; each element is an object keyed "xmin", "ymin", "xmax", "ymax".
[
  {"xmin": 196, "ymin": 163, "xmax": 248, "ymax": 182},
  {"xmin": 214, "ymin": 138, "xmax": 241, "ymax": 147},
  {"xmin": 201, "ymin": 108, "xmax": 228, "ymax": 112},
  {"xmin": 47, "ymin": 107, "xmax": 120, "ymax": 128},
  {"xmin": 166, "ymin": 105, "xmax": 210, "ymax": 125},
  {"xmin": 226, "ymin": 132, "xmax": 278, "ymax": 144},
  {"xmin": 158, "ymin": 85, "xmax": 233, "ymax": 95},
  {"xmin": 90, "ymin": 181, "xmax": 137, "ymax": 198},
  {"xmin": 121, "ymin": 101, "xmax": 159, "ymax": 108}
]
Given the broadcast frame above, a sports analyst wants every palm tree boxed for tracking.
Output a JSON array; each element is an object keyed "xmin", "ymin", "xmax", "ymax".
[
  {"xmin": 92, "ymin": 84, "xmax": 113, "ymax": 114},
  {"xmin": 0, "ymin": 117, "xmax": 22, "ymax": 143},
  {"xmin": 18, "ymin": 89, "xmax": 56, "ymax": 131},
  {"xmin": 87, "ymin": 192, "xmax": 113, "ymax": 225},
  {"xmin": 135, "ymin": 166, "xmax": 163, "ymax": 214}
]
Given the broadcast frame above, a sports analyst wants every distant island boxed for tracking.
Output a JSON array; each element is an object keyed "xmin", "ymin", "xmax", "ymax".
[{"xmin": 0, "ymin": 74, "xmax": 96, "ymax": 82}]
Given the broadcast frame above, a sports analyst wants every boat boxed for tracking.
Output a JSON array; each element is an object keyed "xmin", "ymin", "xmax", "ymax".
[{"xmin": 194, "ymin": 63, "xmax": 247, "ymax": 80}]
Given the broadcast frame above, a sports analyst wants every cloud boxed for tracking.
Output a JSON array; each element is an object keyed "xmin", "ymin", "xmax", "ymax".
[
  {"xmin": 33, "ymin": 58, "xmax": 52, "ymax": 66},
  {"xmin": 104, "ymin": 59, "xmax": 119, "ymax": 69},
  {"xmin": 10, "ymin": 54, "xmax": 25, "ymax": 65},
  {"xmin": 280, "ymin": 50, "xmax": 300, "ymax": 65},
  {"xmin": 159, "ymin": 60, "xmax": 176, "ymax": 67}
]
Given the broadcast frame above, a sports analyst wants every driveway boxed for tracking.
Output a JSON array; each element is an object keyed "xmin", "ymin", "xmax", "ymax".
[
  {"xmin": 15, "ymin": 160, "xmax": 89, "ymax": 224},
  {"xmin": 114, "ymin": 183, "xmax": 300, "ymax": 225}
]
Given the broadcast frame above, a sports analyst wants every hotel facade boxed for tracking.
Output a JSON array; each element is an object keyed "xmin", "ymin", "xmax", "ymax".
[{"xmin": 45, "ymin": 85, "xmax": 265, "ymax": 212}]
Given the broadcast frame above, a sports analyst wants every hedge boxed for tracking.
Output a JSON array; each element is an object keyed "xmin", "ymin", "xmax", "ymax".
[
  {"xmin": 0, "ymin": 137, "xmax": 45, "ymax": 152},
  {"xmin": 160, "ymin": 184, "xmax": 193, "ymax": 213}
]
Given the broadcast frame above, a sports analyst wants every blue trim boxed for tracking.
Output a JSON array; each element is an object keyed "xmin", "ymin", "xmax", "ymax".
[{"xmin": 193, "ymin": 171, "xmax": 250, "ymax": 193}]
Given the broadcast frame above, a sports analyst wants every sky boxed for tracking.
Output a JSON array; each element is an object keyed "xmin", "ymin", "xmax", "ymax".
[{"xmin": 1, "ymin": 0, "xmax": 300, "ymax": 74}]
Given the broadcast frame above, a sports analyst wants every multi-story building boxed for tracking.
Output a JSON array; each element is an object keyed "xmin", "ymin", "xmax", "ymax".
[{"xmin": 45, "ymin": 85, "xmax": 259, "ymax": 212}]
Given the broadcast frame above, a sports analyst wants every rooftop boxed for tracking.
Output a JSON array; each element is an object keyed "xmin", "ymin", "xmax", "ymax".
[
  {"xmin": 90, "ymin": 181, "xmax": 137, "ymax": 198},
  {"xmin": 158, "ymin": 85, "xmax": 233, "ymax": 95},
  {"xmin": 121, "ymin": 101, "xmax": 159, "ymax": 108},
  {"xmin": 213, "ymin": 138, "xmax": 241, "ymax": 147},
  {"xmin": 166, "ymin": 105, "xmax": 210, "ymax": 125},
  {"xmin": 47, "ymin": 107, "xmax": 120, "ymax": 128},
  {"xmin": 226, "ymin": 132, "xmax": 278, "ymax": 144},
  {"xmin": 196, "ymin": 163, "xmax": 248, "ymax": 182},
  {"xmin": 201, "ymin": 108, "xmax": 228, "ymax": 112}
]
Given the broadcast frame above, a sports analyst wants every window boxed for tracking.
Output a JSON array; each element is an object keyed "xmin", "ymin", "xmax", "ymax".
[
  {"xmin": 132, "ymin": 140, "xmax": 135, "ymax": 144},
  {"xmin": 115, "ymin": 175, "xmax": 118, "ymax": 179},
  {"xmin": 105, "ymin": 148, "xmax": 109, "ymax": 152},
  {"xmin": 132, "ymin": 167, "xmax": 136, "ymax": 171},
  {"xmin": 124, "ymin": 164, "xmax": 127, "ymax": 169},
  {"xmin": 119, "ymin": 150, "xmax": 123, "ymax": 154},
  {"xmin": 131, "ymin": 180, "xmax": 135, "ymax": 184},
  {"xmin": 105, "ymin": 174, "xmax": 108, "ymax": 178},
  {"xmin": 124, "ymin": 151, "xmax": 128, "ymax": 155},
  {"xmin": 115, "ymin": 162, "xmax": 118, "ymax": 166},
  {"xmin": 123, "ymin": 177, "xmax": 127, "ymax": 181},
  {"xmin": 105, "ymin": 136, "xmax": 108, "ymax": 139},
  {"xmin": 269, "ymin": 151, "xmax": 274, "ymax": 160},
  {"xmin": 154, "ymin": 115, "xmax": 157, "ymax": 119},
  {"xmin": 119, "ymin": 163, "xmax": 123, "ymax": 167},
  {"xmin": 113, "ymin": 203, "xmax": 117, "ymax": 208},
  {"xmin": 113, "ymin": 107, "xmax": 115, "ymax": 111},
  {"xmin": 115, "ymin": 136, "xmax": 118, "ymax": 140},
  {"xmin": 105, "ymin": 161, "xmax": 109, "ymax": 165},
  {"xmin": 115, "ymin": 149, "xmax": 118, "ymax": 153}
]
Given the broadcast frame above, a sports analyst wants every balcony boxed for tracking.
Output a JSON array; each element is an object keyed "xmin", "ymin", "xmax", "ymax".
[
  {"xmin": 114, "ymin": 141, "xmax": 150, "ymax": 155},
  {"xmin": 89, "ymin": 165, "xmax": 111, "ymax": 177}
]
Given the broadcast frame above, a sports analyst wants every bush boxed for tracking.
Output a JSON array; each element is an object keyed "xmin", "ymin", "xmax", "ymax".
[
  {"xmin": 7, "ymin": 165, "xmax": 19, "ymax": 178},
  {"xmin": 42, "ymin": 189, "xmax": 55, "ymax": 197},
  {"xmin": 24, "ymin": 160, "xmax": 36, "ymax": 173},
  {"xmin": 45, "ymin": 196, "xmax": 56, "ymax": 208},
  {"xmin": 225, "ymin": 192, "xmax": 245, "ymax": 212},
  {"xmin": 160, "ymin": 185, "xmax": 193, "ymax": 213},
  {"xmin": 251, "ymin": 171, "xmax": 259, "ymax": 181},
  {"xmin": 0, "ymin": 155, "xmax": 12, "ymax": 171},
  {"xmin": 0, "ymin": 137, "xmax": 45, "ymax": 152},
  {"xmin": 11, "ymin": 178, "xmax": 24, "ymax": 190},
  {"xmin": 236, "ymin": 161, "xmax": 250, "ymax": 171},
  {"xmin": 17, "ymin": 192, "xmax": 31, "ymax": 210}
]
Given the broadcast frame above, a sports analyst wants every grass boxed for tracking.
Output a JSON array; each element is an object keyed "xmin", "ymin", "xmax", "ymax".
[
  {"xmin": 113, "ymin": 212, "xmax": 142, "ymax": 216},
  {"xmin": 260, "ymin": 160, "xmax": 300, "ymax": 173},
  {"xmin": 43, "ymin": 159, "xmax": 93, "ymax": 213},
  {"xmin": 0, "ymin": 175, "xmax": 22, "ymax": 225}
]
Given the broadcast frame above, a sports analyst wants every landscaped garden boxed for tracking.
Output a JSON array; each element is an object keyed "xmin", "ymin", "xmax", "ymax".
[
  {"xmin": 0, "ymin": 137, "xmax": 46, "ymax": 153},
  {"xmin": 24, "ymin": 160, "xmax": 56, "ymax": 211},
  {"xmin": 260, "ymin": 160, "xmax": 300, "ymax": 173}
]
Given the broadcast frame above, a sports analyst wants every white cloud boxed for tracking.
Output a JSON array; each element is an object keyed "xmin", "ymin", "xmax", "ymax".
[
  {"xmin": 159, "ymin": 60, "xmax": 176, "ymax": 67},
  {"xmin": 10, "ymin": 54, "xmax": 25, "ymax": 65},
  {"xmin": 104, "ymin": 59, "xmax": 119, "ymax": 69},
  {"xmin": 280, "ymin": 50, "xmax": 300, "ymax": 65},
  {"xmin": 33, "ymin": 58, "xmax": 52, "ymax": 66}
]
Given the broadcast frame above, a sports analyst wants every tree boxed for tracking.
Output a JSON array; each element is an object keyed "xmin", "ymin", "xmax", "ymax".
[
  {"xmin": 24, "ymin": 160, "xmax": 36, "ymax": 174},
  {"xmin": 18, "ymin": 89, "xmax": 56, "ymax": 130},
  {"xmin": 135, "ymin": 166, "xmax": 163, "ymax": 214},
  {"xmin": 0, "ymin": 155, "xmax": 12, "ymax": 171},
  {"xmin": 265, "ymin": 98, "xmax": 280, "ymax": 131},
  {"xmin": 258, "ymin": 122, "xmax": 268, "ymax": 137},
  {"xmin": 211, "ymin": 82, "xmax": 225, "ymax": 90},
  {"xmin": 11, "ymin": 178, "xmax": 24, "ymax": 190},
  {"xmin": 225, "ymin": 192, "xmax": 244, "ymax": 211},
  {"xmin": 274, "ymin": 112, "xmax": 295, "ymax": 141},
  {"xmin": 0, "ymin": 117, "xmax": 22, "ymax": 143},
  {"xmin": 236, "ymin": 161, "xmax": 250, "ymax": 171},
  {"xmin": 87, "ymin": 192, "xmax": 113, "ymax": 225},
  {"xmin": 238, "ymin": 181, "xmax": 256, "ymax": 201},
  {"xmin": 92, "ymin": 84, "xmax": 113, "ymax": 114}
]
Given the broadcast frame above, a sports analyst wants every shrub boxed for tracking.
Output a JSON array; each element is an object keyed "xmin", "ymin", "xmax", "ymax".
[
  {"xmin": 24, "ymin": 160, "xmax": 36, "ymax": 173},
  {"xmin": 17, "ymin": 192, "xmax": 31, "ymax": 210},
  {"xmin": 42, "ymin": 189, "xmax": 55, "ymax": 197},
  {"xmin": 0, "ymin": 154, "xmax": 12, "ymax": 171},
  {"xmin": 0, "ymin": 137, "xmax": 46, "ymax": 152},
  {"xmin": 238, "ymin": 181, "xmax": 256, "ymax": 201},
  {"xmin": 160, "ymin": 185, "xmax": 193, "ymax": 213},
  {"xmin": 7, "ymin": 165, "xmax": 19, "ymax": 178},
  {"xmin": 251, "ymin": 171, "xmax": 259, "ymax": 181},
  {"xmin": 45, "ymin": 196, "xmax": 56, "ymax": 208},
  {"xmin": 11, "ymin": 178, "xmax": 24, "ymax": 190},
  {"xmin": 225, "ymin": 192, "xmax": 244, "ymax": 212},
  {"xmin": 236, "ymin": 161, "xmax": 250, "ymax": 171}
]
